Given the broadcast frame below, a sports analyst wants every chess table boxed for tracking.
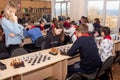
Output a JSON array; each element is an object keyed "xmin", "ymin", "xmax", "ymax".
[
  {"xmin": 0, "ymin": 47, "xmax": 70, "ymax": 80},
  {"xmin": 0, "ymin": 41, "xmax": 120, "ymax": 80}
]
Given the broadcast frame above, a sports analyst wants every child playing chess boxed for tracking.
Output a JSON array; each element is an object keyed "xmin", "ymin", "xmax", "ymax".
[
  {"xmin": 67, "ymin": 24, "xmax": 102, "ymax": 77},
  {"xmin": 99, "ymin": 27, "xmax": 113, "ymax": 62},
  {"xmin": 99, "ymin": 27, "xmax": 113, "ymax": 80}
]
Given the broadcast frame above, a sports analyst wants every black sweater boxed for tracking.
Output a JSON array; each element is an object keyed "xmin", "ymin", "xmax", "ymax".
[
  {"xmin": 68, "ymin": 36, "xmax": 102, "ymax": 74},
  {"xmin": 45, "ymin": 31, "xmax": 61, "ymax": 49}
]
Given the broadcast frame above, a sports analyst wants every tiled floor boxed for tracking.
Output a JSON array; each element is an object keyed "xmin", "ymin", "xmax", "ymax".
[{"xmin": 112, "ymin": 63, "xmax": 120, "ymax": 80}]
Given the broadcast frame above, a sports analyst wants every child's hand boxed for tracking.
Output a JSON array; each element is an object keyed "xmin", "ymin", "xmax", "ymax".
[
  {"xmin": 9, "ymin": 33, "xmax": 16, "ymax": 38},
  {"xmin": 94, "ymin": 31, "xmax": 99, "ymax": 38},
  {"xmin": 12, "ymin": 14, "xmax": 18, "ymax": 23}
]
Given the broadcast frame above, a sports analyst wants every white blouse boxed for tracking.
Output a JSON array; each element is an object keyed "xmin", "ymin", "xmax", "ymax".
[{"xmin": 99, "ymin": 39, "xmax": 113, "ymax": 62}]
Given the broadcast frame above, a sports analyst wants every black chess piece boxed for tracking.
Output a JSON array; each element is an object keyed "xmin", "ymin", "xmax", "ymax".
[
  {"xmin": 118, "ymin": 36, "xmax": 119, "ymax": 40},
  {"xmin": 28, "ymin": 57, "xmax": 33, "ymax": 63},
  {"xmin": 31, "ymin": 56, "xmax": 38, "ymax": 65},
  {"xmin": 20, "ymin": 61, "xmax": 25, "ymax": 67},
  {"xmin": 48, "ymin": 57, "xmax": 51, "ymax": 60},
  {"xmin": 37, "ymin": 54, "xmax": 43, "ymax": 63},
  {"xmin": 115, "ymin": 35, "xmax": 116, "ymax": 40},
  {"xmin": 43, "ymin": 55, "xmax": 47, "ymax": 62}
]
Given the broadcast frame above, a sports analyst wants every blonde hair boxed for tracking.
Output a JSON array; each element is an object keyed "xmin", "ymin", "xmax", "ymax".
[{"xmin": 4, "ymin": 1, "xmax": 17, "ymax": 22}]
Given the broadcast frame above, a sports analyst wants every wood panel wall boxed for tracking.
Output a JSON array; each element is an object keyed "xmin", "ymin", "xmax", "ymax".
[
  {"xmin": 21, "ymin": 1, "xmax": 51, "ymax": 8},
  {"xmin": 0, "ymin": 0, "xmax": 51, "ymax": 10},
  {"xmin": 0, "ymin": 0, "xmax": 8, "ymax": 12},
  {"xmin": 0, "ymin": 0, "xmax": 51, "ymax": 21}
]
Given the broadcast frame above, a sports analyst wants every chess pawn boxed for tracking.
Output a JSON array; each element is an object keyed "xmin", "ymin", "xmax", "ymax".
[
  {"xmin": 60, "ymin": 49, "xmax": 62, "ymax": 54},
  {"xmin": 13, "ymin": 60, "xmax": 17, "ymax": 68},
  {"xmin": 63, "ymin": 49, "xmax": 66, "ymax": 55},
  {"xmin": 96, "ymin": 39, "xmax": 99, "ymax": 45},
  {"xmin": 65, "ymin": 48, "xmax": 67, "ymax": 53},
  {"xmin": 20, "ymin": 59, "xmax": 24, "ymax": 67},
  {"xmin": 18, "ymin": 58, "xmax": 21, "ymax": 64},
  {"xmin": 14, "ymin": 59, "xmax": 17, "ymax": 63},
  {"xmin": 10, "ymin": 60, "xmax": 14, "ymax": 66},
  {"xmin": 10, "ymin": 62, "xmax": 12, "ymax": 66},
  {"xmin": 63, "ymin": 48, "xmax": 65, "ymax": 53},
  {"xmin": 15, "ymin": 59, "xmax": 19, "ymax": 68},
  {"xmin": 13, "ymin": 59, "xmax": 15, "ymax": 66},
  {"xmin": 48, "ymin": 57, "xmax": 51, "ymax": 60},
  {"xmin": 115, "ymin": 35, "xmax": 116, "ymax": 40},
  {"xmin": 118, "ymin": 36, "xmax": 119, "ymax": 40},
  {"xmin": 60, "ymin": 49, "xmax": 64, "ymax": 55},
  {"xmin": 98, "ymin": 39, "xmax": 101, "ymax": 45},
  {"xmin": 66, "ymin": 46, "xmax": 70, "ymax": 52},
  {"xmin": 21, "ymin": 61, "xmax": 25, "ymax": 67}
]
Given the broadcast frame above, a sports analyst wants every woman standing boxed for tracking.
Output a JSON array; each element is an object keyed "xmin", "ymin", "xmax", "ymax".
[{"xmin": 1, "ymin": 1, "xmax": 24, "ymax": 54}]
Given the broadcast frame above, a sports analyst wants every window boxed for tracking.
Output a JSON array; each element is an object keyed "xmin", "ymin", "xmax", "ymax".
[
  {"xmin": 67, "ymin": 2, "xmax": 70, "ymax": 17},
  {"xmin": 88, "ymin": 0, "xmax": 104, "ymax": 24},
  {"xmin": 87, "ymin": 0, "xmax": 120, "ymax": 32},
  {"xmin": 56, "ymin": 0, "xmax": 64, "ymax": 2},
  {"xmin": 54, "ymin": 0, "xmax": 70, "ymax": 18},
  {"xmin": 55, "ymin": 3, "xmax": 61, "ymax": 17},
  {"xmin": 105, "ymin": 1, "xmax": 119, "ymax": 31},
  {"xmin": 62, "ymin": 3, "xmax": 66, "ymax": 16}
]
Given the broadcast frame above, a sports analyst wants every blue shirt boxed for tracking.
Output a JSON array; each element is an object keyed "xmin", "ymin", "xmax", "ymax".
[
  {"xmin": 23, "ymin": 28, "xmax": 43, "ymax": 43},
  {"xmin": 1, "ymin": 17, "xmax": 24, "ymax": 47}
]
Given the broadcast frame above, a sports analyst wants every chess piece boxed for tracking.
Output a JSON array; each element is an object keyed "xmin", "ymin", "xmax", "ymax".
[
  {"xmin": 37, "ymin": 54, "xmax": 43, "ymax": 63},
  {"xmin": 43, "ymin": 55, "xmax": 47, "ymax": 62},
  {"xmin": 49, "ymin": 48, "xmax": 58, "ymax": 55},
  {"xmin": 48, "ymin": 57, "xmax": 51, "ymax": 60}
]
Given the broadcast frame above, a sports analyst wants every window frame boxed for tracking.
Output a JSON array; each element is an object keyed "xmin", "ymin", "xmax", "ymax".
[
  {"xmin": 54, "ymin": 0, "xmax": 70, "ymax": 17},
  {"xmin": 87, "ymin": 0, "xmax": 120, "ymax": 32}
]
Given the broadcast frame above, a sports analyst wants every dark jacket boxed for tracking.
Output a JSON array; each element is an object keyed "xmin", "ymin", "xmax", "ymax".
[
  {"xmin": 0, "ymin": 42, "xmax": 9, "ymax": 59},
  {"xmin": 45, "ymin": 31, "xmax": 61, "ymax": 49},
  {"xmin": 68, "ymin": 36, "xmax": 102, "ymax": 74}
]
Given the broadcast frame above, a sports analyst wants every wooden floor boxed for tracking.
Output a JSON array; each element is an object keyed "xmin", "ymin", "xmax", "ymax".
[{"xmin": 112, "ymin": 63, "xmax": 120, "ymax": 80}]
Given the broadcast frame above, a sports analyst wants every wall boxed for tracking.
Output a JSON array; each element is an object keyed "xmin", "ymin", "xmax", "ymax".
[
  {"xmin": 70, "ymin": 0, "xmax": 87, "ymax": 22},
  {"xmin": 0, "ymin": 0, "xmax": 51, "ymax": 14},
  {"xmin": 0, "ymin": 0, "xmax": 51, "ymax": 21},
  {"xmin": 21, "ymin": 1, "xmax": 51, "ymax": 8},
  {"xmin": 0, "ymin": 0, "xmax": 8, "ymax": 12}
]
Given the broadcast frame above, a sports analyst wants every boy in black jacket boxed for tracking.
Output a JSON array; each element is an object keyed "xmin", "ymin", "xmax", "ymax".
[{"xmin": 67, "ymin": 24, "xmax": 102, "ymax": 77}]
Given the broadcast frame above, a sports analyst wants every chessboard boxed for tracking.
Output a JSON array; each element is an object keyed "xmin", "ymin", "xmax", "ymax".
[
  {"xmin": 111, "ymin": 34, "xmax": 120, "ymax": 41},
  {"xmin": 56, "ymin": 45, "xmax": 71, "ymax": 55},
  {"xmin": 21, "ymin": 53, "xmax": 51, "ymax": 66}
]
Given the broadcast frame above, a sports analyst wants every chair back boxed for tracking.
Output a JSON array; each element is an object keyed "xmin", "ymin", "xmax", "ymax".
[
  {"xmin": 0, "ymin": 43, "xmax": 8, "ymax": 53},
  {"xmin": 97, "ymin": 56, "xmax": 114, "ymax": 77},
  {"xmin": 41, "ymin": 41, "xmax": 46, "ymax": 50},
  {"xmin": 35, "ymin": 36, "xmax": 45, "ymax": 47},
  {"xmin": 114, "ymin": 51, "xmax": 120, "ymax": 63},
  {"xmin": 77, "ymin": 56, "xmax": 114, "ymax": 80},
  {"xmin": 11, "ymin": 48, "xmax": 28, "ymax": 57}
]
